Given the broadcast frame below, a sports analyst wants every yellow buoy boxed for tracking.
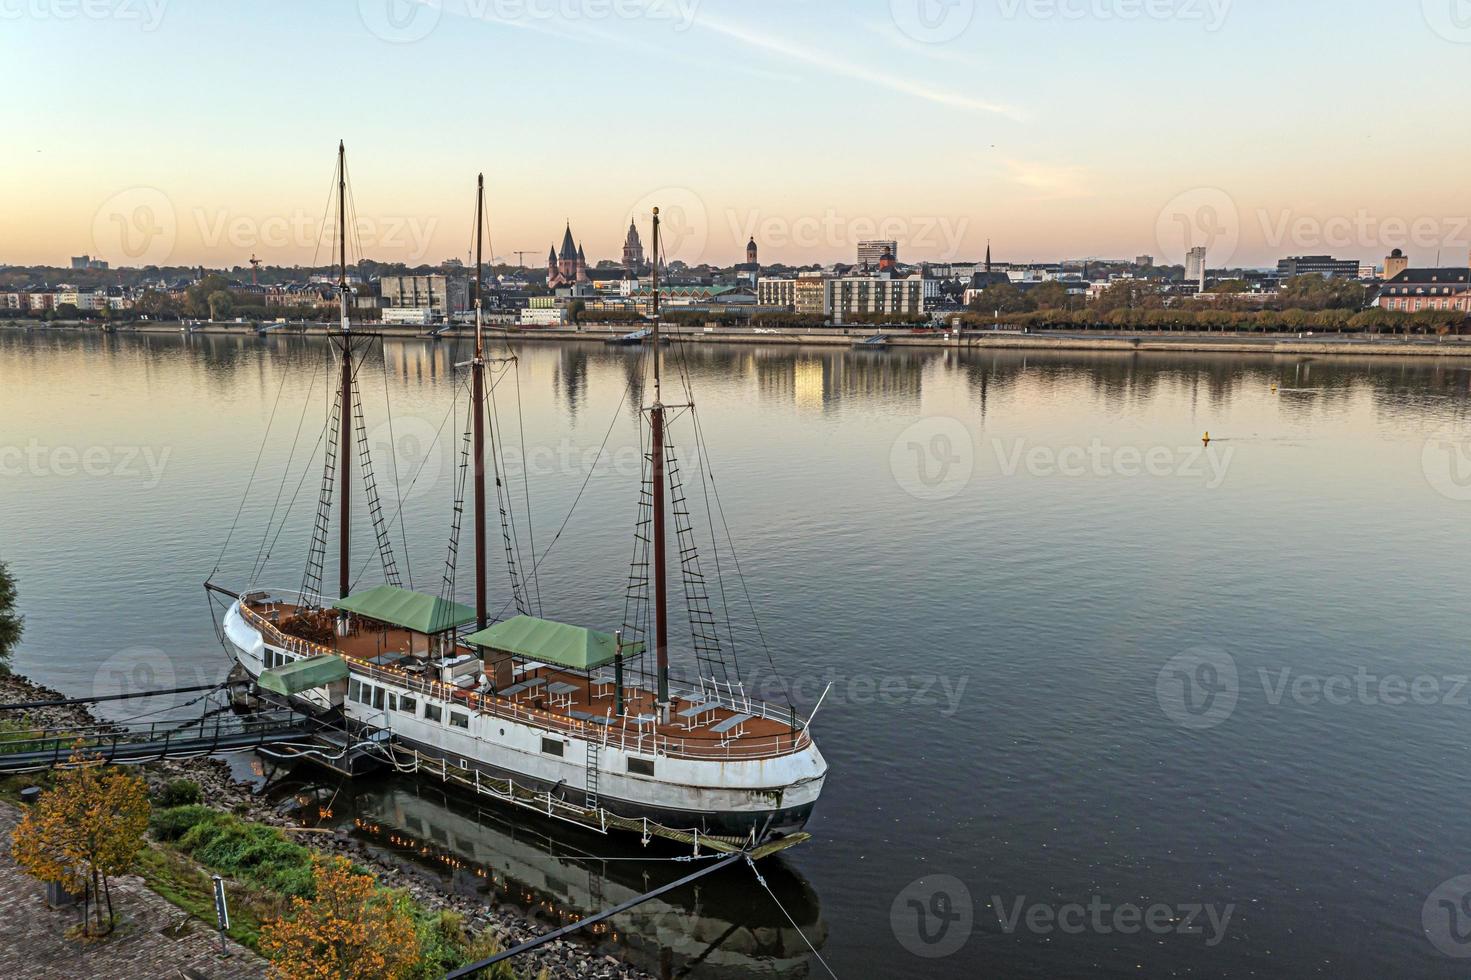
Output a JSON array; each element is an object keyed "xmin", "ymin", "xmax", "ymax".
[{"xmin": 1203, "ymin": 432, "xmax": 1211, "ymax": 446}]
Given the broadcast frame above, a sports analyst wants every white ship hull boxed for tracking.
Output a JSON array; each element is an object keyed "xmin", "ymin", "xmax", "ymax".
[{"xmin": 224, "ymin": 601, "xmax": 826, "ymax": 838}]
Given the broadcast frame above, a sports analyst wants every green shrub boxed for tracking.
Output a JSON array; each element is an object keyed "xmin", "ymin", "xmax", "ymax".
[
  {"xmin": 172, "ymin": 810, "xmax": 315, "ymax": 897},
  {"xmin": 150, "ymin": 804, "xmax": 216, "ymax": 842},
  {"xmin": 158, "ymin": 778, "xmax": 202, "ymax": 807}
]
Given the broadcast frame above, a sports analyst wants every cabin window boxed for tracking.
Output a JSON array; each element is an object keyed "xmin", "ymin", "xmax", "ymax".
[
  {"xmin": 348, "ymin": 679, "xmax": 361, "ymax": 703},
  {"xmin": 450, "ymin": 712, "xmax": 469, "ymax": 730},
  {"xmin": 373, "ymin": 687, "xmax": 385, "ymax": 711},
  {"xmin": 541, "ymin": 737, "xmax": 564, "ymax": 757},
  {"xmin": 400, "ymin": 696, "xmax": 416, "ymax": 714},
  {"xmin": 628, "ymin": 757, "xmax": 655, "ymax": 777},
  {"xmin": 424, "ymin": 703, "xmax": 442, "ymax": 723},
  {"xmin": 387, "ymin": 693, "xmax": 398, "ymax": 712}
]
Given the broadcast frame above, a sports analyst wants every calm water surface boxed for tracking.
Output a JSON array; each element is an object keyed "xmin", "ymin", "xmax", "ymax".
[{"xmin": 5, "ymin": 328, "xmax": 1471, "ymax": 977}]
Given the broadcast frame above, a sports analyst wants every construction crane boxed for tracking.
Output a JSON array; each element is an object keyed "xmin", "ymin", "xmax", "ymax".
[
  {"xmin": 249, "ymin": 254, "xmax": 262, "ymax": 285},
  {"xmin": 512, "ymin": 250, "xmax": 538, "ymax": 269}
]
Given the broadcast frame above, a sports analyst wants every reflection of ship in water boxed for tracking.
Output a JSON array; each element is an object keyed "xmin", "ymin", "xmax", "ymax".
[
  {"xmin": 287, "ymin": 776, "xmax": 827, "ymax": 979},
  {"xmin": 755, "ymin": 350, "xmax": 925, "ymax": 412}
]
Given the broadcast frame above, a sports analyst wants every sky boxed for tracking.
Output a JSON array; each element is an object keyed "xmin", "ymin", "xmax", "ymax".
[{"xmin": 3, "ymin": 0, "xmax": 1470, "ymax": 270}]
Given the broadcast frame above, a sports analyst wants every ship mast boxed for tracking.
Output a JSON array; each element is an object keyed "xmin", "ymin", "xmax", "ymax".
[
  {"xmin": 337, "ymin": 140, "xmax": 352, "ymax": 606},
  {"xmin": 472, "ymin": 175, "xmax": 488, "ymax": 631},
  {"xmin": 650, "ymin": 208, "xmax": 670, "ymax": 713}
]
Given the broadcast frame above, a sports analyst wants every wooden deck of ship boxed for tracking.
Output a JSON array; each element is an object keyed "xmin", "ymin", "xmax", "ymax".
[{"xmin": 243, "ymin": 601, "xmax": 807, "ymax": 761}]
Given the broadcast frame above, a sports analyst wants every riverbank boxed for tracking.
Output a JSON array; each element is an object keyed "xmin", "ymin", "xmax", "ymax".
[
  {"xmin": 10, "ymin": 318, "xmax": 1471, "ymax": 358},
  {"xmin": 0, "ymin": 670, "xmax": 651, "ymax": 980}
]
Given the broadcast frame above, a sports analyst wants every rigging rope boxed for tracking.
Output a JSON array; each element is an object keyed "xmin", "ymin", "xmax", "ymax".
[
  {"xmin": 251, "ymin": 358, "xmax": 321, "ymax": 584},
  {"xmin": 488, "ymin": 370, "xmax": 637, "ymax": 624},
  {"xmin": 349, "ymin": 391, "xmax": 460, "ymax": 594},
  {"xmin": 511, "ymin": 362, "xmax": 543, "ymax": 616},
  {"xmin": 212, "ymin": 353, "xmax": 292, "ymax": 580},
  {"xmin": 441, "ymin": 388, "xmax": 473, "ymax": 607},
  {"xmin": 487, "ymin": 362, "xmax": 531, "ymax": 617},
  {"xmin": 380, "ymin": 340, "xmax": 415, "ymax": 590}
]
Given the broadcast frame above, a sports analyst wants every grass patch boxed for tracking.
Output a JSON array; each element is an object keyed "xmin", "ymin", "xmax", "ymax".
[
  {"xmin": 133, "ymin": 843, "xmax": 279, "ymax": 949},
  {"xmin": 141, "ymin": 805, "xmax": 540, "ymax": 978}
]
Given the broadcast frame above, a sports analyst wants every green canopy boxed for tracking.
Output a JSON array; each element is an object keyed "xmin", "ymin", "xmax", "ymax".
[
  {"xmin": 464, "ymin": 616, "xmax": 642, "ymax": 672},
  {"xmin": 259, "ymin": 655, "xmax": 349, "ymax": 696},
  {"xmin": 334, "ymin": 585, "xmax": 475, "ymax": 635}
]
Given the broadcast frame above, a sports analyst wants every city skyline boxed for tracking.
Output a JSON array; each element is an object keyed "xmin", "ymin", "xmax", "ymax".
[{"xmin": 5, "ymin": 0, "xmax": 1471, "ymax": 269}]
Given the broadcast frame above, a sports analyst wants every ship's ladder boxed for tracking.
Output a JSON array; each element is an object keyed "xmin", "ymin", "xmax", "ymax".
[
  {"xmin": 302, "ymin": 383, "xmax": 343, "ymax": 605},
  {"xmin": 350, "ymin": 373, "xmax": 403, "ymax": 588},
  {"xmin": 585, "ymin": 739, "xmax": 600, "ymax": 809}
]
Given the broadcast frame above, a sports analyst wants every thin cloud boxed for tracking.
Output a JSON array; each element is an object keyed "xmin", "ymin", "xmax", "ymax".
[
  {"xmin": 695, "ymin": 14, "xmax": 1021, "ymax": 119},
  {"xmin": 857, "ymin": 18, "xmax": 986, "ymax": 68},
  {"xmin": 1002, "ymin": 159, "xmax": 1092, "ymax": 200}
]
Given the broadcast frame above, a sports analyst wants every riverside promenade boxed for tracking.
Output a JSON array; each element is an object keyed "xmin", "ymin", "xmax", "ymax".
[
  {"xmin": 11, "ymin": 320, "xmax": 1471, "ymax": 358},
  {"xmin": 0, "ymin": 804, "xmax": 265, "ymax": 980}
]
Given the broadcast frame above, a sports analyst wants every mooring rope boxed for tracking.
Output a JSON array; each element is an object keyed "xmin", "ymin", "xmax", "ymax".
[{"xmin": 746, "ymin": 855, "xmax": 839, "ymax": 979}]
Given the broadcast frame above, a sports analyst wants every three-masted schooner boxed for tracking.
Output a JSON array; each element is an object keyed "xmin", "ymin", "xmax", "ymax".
[{"xmin": 210, "ymin": 146, "xmax": 827, "ymax": 842}]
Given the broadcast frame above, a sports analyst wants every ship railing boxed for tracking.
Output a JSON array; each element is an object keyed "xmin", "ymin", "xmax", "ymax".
[{"xmin": 238, "ymin": 600, "xmax": 814, "ymax": 762}]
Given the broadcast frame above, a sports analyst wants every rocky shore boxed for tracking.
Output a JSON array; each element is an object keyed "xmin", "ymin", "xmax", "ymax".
[{"xmin": 0, "ymin": 670, "xmax": 653, "ymax": 980}]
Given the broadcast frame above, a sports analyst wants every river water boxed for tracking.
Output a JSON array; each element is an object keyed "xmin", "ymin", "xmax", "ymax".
[{"xmin": 5, "ymin": 328, "xmax": 1471, "ymax": 977}]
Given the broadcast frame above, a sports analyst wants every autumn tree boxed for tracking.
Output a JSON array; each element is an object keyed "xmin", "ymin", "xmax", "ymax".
[
  {"xmin": 0, "ymin": 560, "xmax": 21, "ymax": 673},
  {"xmin": 1028, "ymin": 280, "xmax": 1072, "ymax": 310},
  {"xmin": 969, "ymin": 281, "xmax": 1032, "ymax": 314},
  {"xmin": 261, "ymin": 854, "xmax": 421, "ymax": 980},
  {"xmin": 11, "ymin": 748, "xmax": 151, "ymax": 936}
]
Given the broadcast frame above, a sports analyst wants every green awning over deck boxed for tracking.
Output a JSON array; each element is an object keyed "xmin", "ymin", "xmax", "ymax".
[
  {"xmin": 333, "ymin": 585, "xmax": 475, "ymax": 635},
  {"xmin": 259, "ymin": 655, "xmax": 349, "ymax": 696},
  {"xmin": 464, "ymin": 616, "xmax": 641, "ymax": 672}
]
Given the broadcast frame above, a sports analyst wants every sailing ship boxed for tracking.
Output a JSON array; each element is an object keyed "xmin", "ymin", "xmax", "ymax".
[{"xmin": 209, "ymin": 146, "xmax": 827, "ymax": 842}]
